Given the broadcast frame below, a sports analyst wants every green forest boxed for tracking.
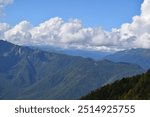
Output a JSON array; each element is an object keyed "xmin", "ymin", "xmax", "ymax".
[{"xmin": 81, "ymin": 69, "xmax": 150, "ymax": 100}]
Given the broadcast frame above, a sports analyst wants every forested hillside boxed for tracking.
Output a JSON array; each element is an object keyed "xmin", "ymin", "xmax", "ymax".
[{"xmin": 81, "ymin": 70, "xmax": 150, "ymax": 100}]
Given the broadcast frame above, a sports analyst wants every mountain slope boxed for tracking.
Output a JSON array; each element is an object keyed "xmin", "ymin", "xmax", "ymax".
[
  {"xmin": 0, "ymin": 40, "xmax": 144, "ymax": 99},
  {"xmin": 81, "ymin": 70, "xmax": 150, "ymax": 100},
  {"xmin": 104, "ymin": 48, "xmax": 150, "ymax": 70}
]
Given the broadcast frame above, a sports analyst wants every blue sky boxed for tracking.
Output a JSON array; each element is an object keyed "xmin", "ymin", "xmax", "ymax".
[{"xmin": 2, "ymin": 0, "xmax": 143, "ymax": 30}]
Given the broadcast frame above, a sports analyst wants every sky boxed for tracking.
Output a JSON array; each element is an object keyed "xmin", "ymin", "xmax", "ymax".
[
  {"xmin": 1, "ymin": 0, "xmax": 142, "ymax": 30},
  {"xmin": 1, "ymin": 0, "xmax": 150, "ymax": 52}
]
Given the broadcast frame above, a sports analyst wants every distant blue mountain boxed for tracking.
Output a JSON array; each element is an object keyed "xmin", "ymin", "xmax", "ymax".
[
  {"xmin": 30, "ymin": 45, "xmax": 111, "ymax": 60},
  {"xmin": 104, "ymin": 48, "xmax": 150, "ymax": 70}
]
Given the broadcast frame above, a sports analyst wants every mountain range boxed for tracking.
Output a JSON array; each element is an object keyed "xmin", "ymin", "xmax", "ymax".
[
  {"xmin": 0, "ymin": 40, "xmax": 144, "ymax": 99},
  {"xmin": 30, "ymin": 45, "xmax": 110, "ymax": 60},
  {"xmin": 34, "ymin": 45, "xmax": 150, "ymax": 70},
  {"xmin": 104, "ymin": 48, "xmax": 150, "ymax": 70},
  {"xmin": 81, "ymin": 69, "xmax": 150, "ymax": 100}
]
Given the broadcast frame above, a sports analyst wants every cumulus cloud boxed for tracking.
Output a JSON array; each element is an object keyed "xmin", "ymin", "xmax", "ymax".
[
  {"xmin": 118, "ymin": 0, "xmax": 150, "ymax": 49},
  {"xmin": 4, "ymin": 21, "xmax": 32, "ymax": 44},
  {"xmin": 2, "ymin": 17, "xmax": 122, "ymax": 51},
  {"xmin": 1, "ymin": 0, "xmax": 150, "ymax": 52},
  {"xmin": 0, "ymin": 0, "xmax": 13, "ymax": 16}
]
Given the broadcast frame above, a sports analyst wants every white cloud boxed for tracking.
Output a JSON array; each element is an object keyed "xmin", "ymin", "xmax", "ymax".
[
  {"xmin": 1, "ymin": 0, "xmax": 150, "ymax": 52},
  {"xmin": 28, "ymin": 18, "xmax": 119, "ymax": 51},
  {"xmin": 30, "ymin": 17, "xmax": 63, "ymax": 45},
  {"xmin": 0, "ymin": 23, "xmax": 10, "ymax": 39},
  {"xmin": 4, "ymin": 21, "xmax": 32, "ymax": 44},
  {"xmin": 0, "ymin": 0, "xmax": 13, "ymax": 16},
  {"xmin": 118, "ymin": 0, "xmax": 150, "ymax": 49}
]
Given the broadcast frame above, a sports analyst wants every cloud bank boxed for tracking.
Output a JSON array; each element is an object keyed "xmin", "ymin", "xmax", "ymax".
[{"xmin": 1, "ymin": 0, "xmax": 150, "ymax": 52}]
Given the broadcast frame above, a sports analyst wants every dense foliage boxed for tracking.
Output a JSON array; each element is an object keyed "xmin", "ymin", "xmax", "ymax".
[{"xmin": 81, "ymin": 70, "xmax": 150, "ymax": 100}]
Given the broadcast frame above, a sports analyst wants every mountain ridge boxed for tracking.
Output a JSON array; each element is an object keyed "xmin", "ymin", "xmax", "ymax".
[
  {"xmin": 0, "ymin": 40, "xmax": 144, "ymax": 99},
  {"xmin": 104, "ymin": 48, "xmax": 150, "ymax": 70}
]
